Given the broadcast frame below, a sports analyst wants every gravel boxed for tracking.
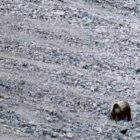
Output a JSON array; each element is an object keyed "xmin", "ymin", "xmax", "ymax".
[{"xmin": 0, "ymin": 0, "xmax": 140, "ymax": 139}]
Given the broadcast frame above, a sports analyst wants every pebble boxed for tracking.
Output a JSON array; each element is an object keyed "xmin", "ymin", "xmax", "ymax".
[
  {"xmin": 95, "ymin": 127, "xmax": 103, "ymax": 133},
  {"xmin": 91, "ymin": 86, "xmax": 98, "ymax": 92},
  {"xmin": 136, "ymin": 68, "xmax": 140, "ymax": 74},
  {"xmin": 66, "ymin": 132, "xmax": 74, "ymax": 139},
  {"xmin": 90, "ymin": 86, "xmax": 94, "ymax": 92},
  {"xmin": 51, "ymin": 132, "xmax": 59, "ymax": 138},
  {"xmin": 0, "ymin": 95, "xmax": 5, "ymax": 101}
]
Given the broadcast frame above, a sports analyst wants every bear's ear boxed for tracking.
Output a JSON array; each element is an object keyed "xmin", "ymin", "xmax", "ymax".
[{"xmin": 113, "ymin": 103, "xmax": 119, "ymax": 109}]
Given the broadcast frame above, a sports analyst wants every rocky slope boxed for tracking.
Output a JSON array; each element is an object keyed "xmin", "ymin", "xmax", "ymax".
[{"xmin": 0, "ymin": 0, "xmax": 140, "ymax": 139}]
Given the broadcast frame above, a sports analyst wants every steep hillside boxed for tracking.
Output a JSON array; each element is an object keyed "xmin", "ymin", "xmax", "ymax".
[{"xmin": 0, "ymin": 0, "xmax": 140, "ymax": 139}]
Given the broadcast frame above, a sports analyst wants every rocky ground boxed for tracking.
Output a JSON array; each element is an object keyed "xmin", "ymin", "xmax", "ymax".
[{"xmin": 0, "ymin": 0, "xmax": 140, "ymax": 139}]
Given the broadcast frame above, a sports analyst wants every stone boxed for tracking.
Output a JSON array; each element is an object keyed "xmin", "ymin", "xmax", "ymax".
[{"xmin": 66, "ymin": 132, "xmax": 74, "ymax": 139}]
